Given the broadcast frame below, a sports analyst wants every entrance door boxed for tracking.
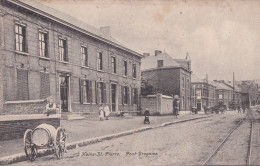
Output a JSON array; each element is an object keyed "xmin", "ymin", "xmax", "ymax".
[
  {"xmin": 197, "ymin": 102, "xmax": 201, "ymax": 111},
  {"xmin": 111, "ymin": 84, "xmax": 116, "ymax": 112},
  {"xmin": 60, "ymin": 76, "xmax": 69, "ymax": 112}
]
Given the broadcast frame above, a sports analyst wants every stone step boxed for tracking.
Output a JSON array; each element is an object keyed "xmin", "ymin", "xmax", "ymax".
[{"xmin": 61, "ymin": 113, "xmax": 85, "ymax": 120}]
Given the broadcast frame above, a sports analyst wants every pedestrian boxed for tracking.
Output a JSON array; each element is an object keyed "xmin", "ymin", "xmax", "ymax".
[
  {"xmin": 204, "ymin": 105, "xmax": 208, "ymax": 115},
  {"xmin": 173, "ymin": 99, "xmax": 178, "ymax": 118},
  {"xmin": 144, "ymin": 108, "xmax": 150, "ymax": 124},
  {"xmin": 99, "ymin": 104, "xmax": 104, "ymax": 121},
  {"xmin": 238, "ymin": 106, "xmax": 241, "ymax": 113},
  {"xmin": 45, "ymin": 96, "xmax": 58, "ymax": 116},
  {"xmin": 242, "ymin": 106, "xmax": 246, "ymax": 114},
  {"xmin": 104, "ymin": 104, "xmax": 110, "ymax": 120}
]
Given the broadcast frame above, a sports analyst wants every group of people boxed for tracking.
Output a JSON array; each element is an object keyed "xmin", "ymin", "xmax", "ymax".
[
  {"xmin": 237, "ymin": 105, "xmax": 246, "ymax": 114},
  {"xmin": 99, "ymin": 104, "xmax": 110, "ymax": 121}
]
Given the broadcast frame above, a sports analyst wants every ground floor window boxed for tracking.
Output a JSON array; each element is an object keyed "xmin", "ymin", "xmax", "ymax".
[
  {"xmin": 17, "ymin": 69, "xmax": 29, "ymax": 100},
  {"xmin": 122, "ymin": 86, "xmax": 129, "ymax": 105},
  {"xmin": 80, "ymin": 79, "xmax": 94, "ymax": 103},
  {"xmin": 133, "ymin": 88, "xmax": 138, "ymax": 105},
  {"xmin": 97, "ymin": 82, "xmax": 106, "ymax": 104}
]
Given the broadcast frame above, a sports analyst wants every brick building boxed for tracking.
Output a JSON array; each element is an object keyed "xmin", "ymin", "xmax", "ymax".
[
  {"xmin": 211, "ymin": 80, "xmax": 234, "ymax": 109},
  {"xmin": 0, "ymin": 0, "xmax": 142, "ymax": 116},
  {"xmin": 141, "ymin": 51, "xmax": 191, "ymax": 111},
  {"xmin": 191, "ymin": 74, "xmax": 216, "ymax": 111}
]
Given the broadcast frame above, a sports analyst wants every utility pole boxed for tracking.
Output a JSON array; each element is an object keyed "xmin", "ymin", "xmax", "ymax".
[
  {"xmin": 233, "ymin": 72, "xmax": 235, "ymax": 105},
  {"xmin": 206, "ymin": 73, "xmax": 209, "ymax": 107}
]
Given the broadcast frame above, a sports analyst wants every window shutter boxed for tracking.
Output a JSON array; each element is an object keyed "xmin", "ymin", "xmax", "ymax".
[
  {"xmin": 22, "ymin": 26, "xmax": 27, "ymax": 52},
  {"xmin": 131, "ymin": 87, "xmax": 133, "ymax": 105},
  {"xmin": 79, "ymin": 79, "xmax": 83, "ymax": 104},
  {"xmin": 96, "ymin": 82, "xmax": 99, "ymax": 104},
  {"xmin": 135, "ymin": 88, "xmax": 138, "ymax": 105},
  {"xmin": 40, "ymin": 73, "xmax": 50, "ymax": 99},
  {"xmin": 103, "ymin": 83, "xmax": 106, "ymax": 104},
  {"xmin": 121, "ymin": 86, "xmax": 124, "ymax": 105},
  {"xmin": 127, "ymin": 87, "xmax": 130, "ymax": 105},
  {"xmin": 17, "ymin": 69, "xmax": 29, "ymax": 100}
]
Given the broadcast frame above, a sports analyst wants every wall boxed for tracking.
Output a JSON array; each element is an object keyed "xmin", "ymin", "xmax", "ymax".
[
  {"xmin": 140, "ymin": 94, "xmax": 173, "ymax": 115},
  {"xmin": 0, "ymin": 116, "xmax": 60, "ymax": 141},
  {"xmin": 3, "ymin": 100, "xmax": 47, "ymax": 115}
]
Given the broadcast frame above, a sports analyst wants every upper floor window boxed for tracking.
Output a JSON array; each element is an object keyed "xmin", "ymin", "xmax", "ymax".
[
  {"xmin": 111, "ymin": 56, "xmax": 116, "ymax": 73},
  {"xmin": 123, "ymin": 60, "xmax": 127, "ymax": 76},
  {"xmin": 59, "ymin": 38, "xmax": 68, "ymax": 62},
  {"xmin": 81, "ymin": 46, "xmax": 88, "ymax": 67},
  {"xmin": 182, "ymin": 77, "xmax": 185, "ymax": 89},
  {"xmin": 15, "ymin": 24, "xmax": 26, "ymax": 52},
  {"xmin": 132, "ymin": 63, "xmax": 136, "ymax": 78},
  {"xmin": 157, "ymin": 60, "xmax": 164, "ymax": 67},
  {"xmin": 39, "ymin": 31, "xmax": 48, "ymax": 57},
  {"xmin": 97, "ymin": 52, "xmax": 103, "ymax": 70}
]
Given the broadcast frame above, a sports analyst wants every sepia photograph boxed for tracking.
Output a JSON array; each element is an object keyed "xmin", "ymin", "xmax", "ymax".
[{"xmin": 0, "ymin": 0, "xmax": 260, "ymax": 165}]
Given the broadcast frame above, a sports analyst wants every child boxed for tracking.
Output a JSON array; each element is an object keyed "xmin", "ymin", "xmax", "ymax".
[
  {"xmin": 45, "ymin": 96, "xmax": 58, "ymax": 116},
  {"xmin": 99, "ymin": 104, "xmax": 104, "ymax": 121}
]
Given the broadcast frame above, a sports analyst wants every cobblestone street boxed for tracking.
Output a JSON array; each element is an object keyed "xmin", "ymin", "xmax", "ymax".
[{"xmin": 12, "ymin": 112, "xmax": 247, "ymax": 166}]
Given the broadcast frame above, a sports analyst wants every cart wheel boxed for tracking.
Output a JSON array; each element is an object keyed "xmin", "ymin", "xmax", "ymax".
[
  {"xmin": 54, "ymin": 127, "xmax": 66, "ymax": 159},
  {"xmin": 24, "ymin": 129, "xmax": 37, "ymax": 161}
]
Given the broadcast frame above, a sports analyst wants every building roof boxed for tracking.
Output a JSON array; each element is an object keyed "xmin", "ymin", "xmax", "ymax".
[
  {"xmin": 141, "ymin": 52, "xmax": 189, "ymax": 71},
  {"xmin": 7, "ymin": 0, "xmax": 142, "ymax": 58},
  {"xmin": 211, "ymin": 81, "xmax": 233, "ymax": 91}
]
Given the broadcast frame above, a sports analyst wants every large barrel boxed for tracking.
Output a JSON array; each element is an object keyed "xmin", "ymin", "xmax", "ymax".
[{"xmin": 32, "ymin": 123, "xmax": 57, "ymax": 146}]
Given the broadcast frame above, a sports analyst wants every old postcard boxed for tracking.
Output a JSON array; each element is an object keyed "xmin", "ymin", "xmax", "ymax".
[{"xmin": 0, "ymin": 0, "xmax": 260, "ymax": 165}]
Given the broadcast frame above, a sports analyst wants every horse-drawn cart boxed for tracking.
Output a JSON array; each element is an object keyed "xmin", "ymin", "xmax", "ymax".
[{"xmin": 24, "ymin": 123, "xmax": 66, "ymax": 161}]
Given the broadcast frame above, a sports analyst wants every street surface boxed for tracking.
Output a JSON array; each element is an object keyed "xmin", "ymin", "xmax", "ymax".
[{"xmin": 12, "ymin": 112, "xmax": 248, "ymax": 166}]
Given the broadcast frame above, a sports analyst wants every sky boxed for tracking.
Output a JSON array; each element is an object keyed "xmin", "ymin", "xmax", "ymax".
[{"xmin": 39, "ymin": 0, "xmax": 260, "ymax": 81}]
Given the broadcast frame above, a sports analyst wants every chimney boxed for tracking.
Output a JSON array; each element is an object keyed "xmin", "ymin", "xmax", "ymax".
[
  {"xmin": 143, "ymin": 53, "xmax": 150, "ymax": 58},
  {"xmin": 100, "ymin": 26, "xmax": 111, "ymax": 37},
  {"xmin": 155, "ymin": 50, "xmax": 162, "ymax": 56}
]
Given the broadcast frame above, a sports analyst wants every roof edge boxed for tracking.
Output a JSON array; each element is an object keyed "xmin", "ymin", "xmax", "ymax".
[
  {"xmin": 7, "ymin": 0, "xmax": 143, "ymax": 58},
  {"xmin": 141, "ymin": 66, "xmax": 192, "ymax": 73}
]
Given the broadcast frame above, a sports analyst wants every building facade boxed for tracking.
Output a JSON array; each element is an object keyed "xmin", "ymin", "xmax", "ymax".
[
  {"xmin": 191, "ymin": 74, "xmax": 216, "ymax": 111},
  {"xmin": 0, "ymin": 0, "xmax": 142, "ymax": 115},
  {"xmin": 141, "ymin": 51, "xmax": 191, "ymax": 111},
  {"xmin": 212, "ymin": 80, "xmax": 234, "ymax": 109}
]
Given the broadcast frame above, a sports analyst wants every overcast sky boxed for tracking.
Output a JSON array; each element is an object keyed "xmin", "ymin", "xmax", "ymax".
[{"xmin": 39, "ymin": 0, "xmax": 260, "ymax": 81}]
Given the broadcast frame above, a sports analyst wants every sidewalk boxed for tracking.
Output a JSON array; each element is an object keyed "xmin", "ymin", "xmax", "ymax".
[{"xmin": 0, "ymin": 113, "xmax": 206, "ymax": 158}]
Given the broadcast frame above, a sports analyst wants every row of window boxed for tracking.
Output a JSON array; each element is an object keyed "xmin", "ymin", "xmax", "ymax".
[
  {"xmin": 79, "ymin": 79, "xmax": 138, "ymax": 105},
  {"xmin": 15, "ymin": 24, "xmax": 137, "ymax": 78},
  {"xmin": 16, "ymin": 69, "xmax": 138, "ymax": 105}
]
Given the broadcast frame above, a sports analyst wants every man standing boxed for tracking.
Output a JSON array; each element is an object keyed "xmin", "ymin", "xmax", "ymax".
[{"xmin": 173, "ymin": 98, "xmax": 178, "ymax": 118}]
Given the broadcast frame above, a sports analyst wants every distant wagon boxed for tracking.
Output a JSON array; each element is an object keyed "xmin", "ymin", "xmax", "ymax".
[
  {"xmin": 210, "ymin": 101, "xmax": 226, "ymax": 114},
  {"xmin": 24, "ymin": 123, "xmax": 66, "ymax": 161}
]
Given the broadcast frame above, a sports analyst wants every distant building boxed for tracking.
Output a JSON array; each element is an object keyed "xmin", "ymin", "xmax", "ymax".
[
  {"xmin": 237, "ymin": 80, "xmax": 260, "ymax": 107},
  {"xmin": 191, "ymin": 74, "xmax": 216, "ymax": 111},
  {"xmin": 141, "ymin": 51, "xmax": 191, "ymax": 111},
  {"xmin": 212, "ymin": 80, "xmax": 234, "ymax": 109}
]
